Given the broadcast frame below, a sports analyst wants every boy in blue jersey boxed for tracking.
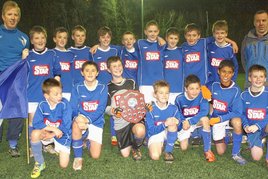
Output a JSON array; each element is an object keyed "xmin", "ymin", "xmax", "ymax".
[
  {"xmin": 92, "ymin": 26, "xmax": 119, "ymax": 146},
  {"xmin": 163, "ymin": 27, "xmax": 183, "ymax": 104},
  {"xmin": 105, "ymin": 56, "xmax": 145, "ymax": 160},
  {"xmin": 209, "ymin": 60, "xmax": 247, "ymax": 165},
  {"xmin": 241, "ymin": 65, "xmax": 268, "ymax": 165},
  {"xmin": 30, "ymin": 78, "xmax": 72, "ymax": 178},
  {"xmin": 137, "ymin": 20, "xmax": 165, "ymax": 104},
  {"xmin": 53, "ymin": 27, "xmax": 76, "ymax": 101},
  {"xmin": 71, "ymin": 61, "xmax": 108, "ymax": 171},
  {"xmin": 207, "ymin": 20, "xmax": 238, "ymax": 83},
  {"xmin": 69, "ymin": 25, "xmax": 92, "ymax": 85},
  {"xmin": 27, "ymin": 26, "xmax": 61, "ymax": 155},
  {"xmin": 175, "ymin": 75, "xmax": 215, "ymax": 162},
  {"xmin": 146, "ymin": 80, "xmax": 180, "ymax": 163},
  {"xmin": 120, "ymin": 31, "xmax": 139, "ymax": 84}
]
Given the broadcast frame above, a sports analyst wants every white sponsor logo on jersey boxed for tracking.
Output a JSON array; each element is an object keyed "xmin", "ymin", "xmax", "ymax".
[
  {"xmin": 185, "ymin": 52, "xmax": 200, "ymax": 63},
  {"xmin": 145, "ymin": 52, "xmax": 160, "ymax": 61},
  {"xmin": 183, "ymin": 106, "xmax": 200, "ymax": 117},
  {"xmin": 99, "ymin": 62, "xmax": 107, "ymax": 71},
  {"xmin": 247, "ymin": 108, "xmax": 266, "ymax": 120},
  {"xmin": 33, "ymin": 65, "xmax": 49, "ymax": 76},
  {"xmin": 211, "ymin": 58, "xmax": 223, "ymax": 67},
  {"xmin": 213, "ymin": 99, "xmax": 227, "ymax": 112},
  {"xmin": 82, "ymin": 101, "xmax": 99, "ymax": 112},
  {"xmin": 165, "ymin": 60, "xmax": 179, "ymax": 69},
  {"xmin": 125, "ymin": 60, "xmax": 138, "ymax": 69},
  {"xmin": 114, "ymin": 94, "xmax": 121, "ymax": 106},
  {"xmin": 154, "ymin": 120, "xmax": 165, "ymax": 126},
  {"xmin": 44, "ymin": 118, "xmax": 62, "ymax": 128},
  {"xmin": 60, "ymin": 62, "xmax": 71, "ymax": 71},
  {"xmin": 74, "ymin": 60, "xmax": 87, "ymax": 69}
]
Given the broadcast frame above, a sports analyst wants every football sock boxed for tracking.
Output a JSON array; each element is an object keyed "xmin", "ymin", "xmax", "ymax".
[
  {"xmin": 31, "ymin": 141, "xmax": 44, "ymax": 164},
  {"xmin": 201, "ymin": 129, "xmax": 211, "ymax": 152},
  {"xmin": 72, "ymin": 139, "xmax": 83, "ymax": 158},
  {"xmin": 164, "ymin": 131, "xmax": 177, "ymax": 153},
  {"xmin": 9, "ymin": 140, "xmax": 18, "ymax": 149},
  {"xmin": 232, "ymin": 132, "xmax": 242, "ymax": 155},
  {"xmin": 28, "ymin": 126, "xmax": 33, "ymax": 139},
  {"xmin": 133, "ymin": 136, "xmax": 145, "ymax": 149},
  {"xmin": 110, "ymin": 116, "xmax": 116, "ymax": 137}
]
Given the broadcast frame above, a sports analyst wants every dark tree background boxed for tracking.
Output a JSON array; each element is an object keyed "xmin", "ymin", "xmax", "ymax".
[{"xmin": 1, "ymin": 0, "xmax": 268, "ymax": 71}]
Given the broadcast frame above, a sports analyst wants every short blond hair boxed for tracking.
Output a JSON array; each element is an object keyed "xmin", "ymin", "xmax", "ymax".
[
  {"xmin": 153, "ymin": 80, "xmax": 170, "ymax": 94},
  {"xmin": 29, "ymin": 25, "xmax": 47, "ymax": 39},
  {"xmin": 212, "ymin": 20, "xmax": 228, "ymax": 33},
  {"xmin": 2, "ymin": 1, "xmax": 21, "ymax": 17}
]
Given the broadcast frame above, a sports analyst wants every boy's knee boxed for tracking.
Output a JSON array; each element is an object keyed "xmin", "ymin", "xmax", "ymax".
[
  {"xmin": 150, "ymin": 153, "xmax": 160, "ymax": 160},
  {"xmin": 31, "ymin": 130, "xmax": 41, "ymax": 141}
]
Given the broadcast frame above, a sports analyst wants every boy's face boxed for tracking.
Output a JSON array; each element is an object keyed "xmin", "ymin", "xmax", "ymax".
[
  {"xmin": 81, "ymin": 64, "xmax": 99, "ymax": 83},
  {"xmin": 185, "ymin": 83, "xmax": 200, "ymax": 99},
  {"xmin": 53, "ymin": 32, "xmax": 68, "ymax": 50},
  {"xmin": 218, "ymin": 66, "xmax": 234, "ymax": 86},
  {"xmin": 99, "ymin": 33, "xmax": 111, "ymax": 48},
  {"xmin": 248, "ymin": 70, "xmax": 266, "ymax": 89},
  {"xmin": 184, "ymin": 30, "xmax": 200, "ymax": 46},
  {"xmin": 72, "ymin": 30, "xmax": 86, "ymax": 47},
  {"xmin": 108, "ymin": 60, "xmax": 123, "ymax": 78},
  {"xmin": 213, "ymin": 29, "xmax": 227, "ymax": 44},
  {"xmin": 166, "ymin": 34, "xmax": 179, "ymax": 49},
  {"xmin": 44, "ymin": 86, "xmax": 62, "ymax": 106},
  {"xmin": 2, "ymin": 7, "xmax": 20, "ymax": 29},
  {"xmin": 154, "ymin": 86, "xmax": 169, "ymax": 105},
  {"xmin": 31, "ymin": 32, "xmax": 46, "ymax": 51},
  {"xmin": 122, "ymin": 34, "xmax": 136, "ymax": 50},
  {"xmin": 144, "ymin": 25, "xmax": 159, "ymax": 41}
]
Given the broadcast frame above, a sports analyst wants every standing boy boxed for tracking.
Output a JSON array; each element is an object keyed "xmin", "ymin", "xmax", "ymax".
[
  {"xmin": 175, "ymin": 75, "xmax": 215, "ymax": 162},
  {"xmin": 146, "ymin": 80, "xmax": 180, "ymax": 163},
  {"xmin": 27, "ymin": 26, "xmax": 61, "ymax": 154},
  {"xmin": 137, "ymin": 20, "xmax": 165, "ymax": 103},
  {"xmin": 208, "ymin": 20, "xmax": 238, "ymax": 83},
  {"xmin": 30, "ymin": 78, "xmax": 72, "ymax": 178},
  {"xmin": 105, "ymin": 56, "xmax": 145, "ymax": 160},
  {"xmin": 69, "ymin": 25, "xmax": 92, "ymax": 85},
  {"xmin": 241, "ymin": 65, "xmax": 268, "ymax": 165},
  {"xmin": 209, "ymin": 60, "xmax": 247, "ymax": 165},
  {"xmin": 163, "ymin": 27, "xmax": 184, "ymax": 104},
  {"xmin": 53, "ymin": 27, "xmax": 76, "ymax": 101},
  {"xmin": 71, "ymin": 61, "xmax": 108, "ymax": 171}
]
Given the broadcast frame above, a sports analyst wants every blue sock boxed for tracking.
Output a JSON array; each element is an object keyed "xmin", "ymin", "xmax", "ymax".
[
  {"xmin": 9, "ymin": 140, "xmax": 18, "ymax": 149},
  {"xmin": 72, "ymin": 139, "xmax": 83, "ymax": 158},
  {"xmin": 232, "ymin": 132, "xmax": 242, "ymax": 155},
  {"xmin": 201, "ymin": 129, "xmax": 211, "ymax": 152},
  {"xmin": 110, "ymin": 116, "xmax": 116, "ymax": 137},
  {"xmin": 28, "ymin": 126, "xmax": 33, "ymax": 139},
  {"xmin": 31, "ymin": 141, "xmax": 44, "ymax": 164},
  {"xmin": 164, "ymin": 131, "xmax": 177, "ymax": 153},
  {"xmin": 134, "ymin": 136, "xmax": 145, "ymax": 149}
]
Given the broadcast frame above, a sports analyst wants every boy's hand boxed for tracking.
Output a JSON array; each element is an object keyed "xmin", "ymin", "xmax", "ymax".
[
  {"xmin": 111, "ymin": 107, "xmax": 123, "ymax": 118},
  {"xmin": 201, "ymin": 86, "xmax": 212, "ymax": 100},
  {"xmin": 22, "ymin": 48, "xmax": 29, "ymax": 60},
  {"xmin": 157, "ymin": 36, "xmax": 166, "ymax": 46},
  {"xmin": 90, "ymin": 44, "xmax": 99, "ymax": 54},
  {"xmin": 75, "ymin": 114, "xmax": 89, "ymax": 130},
  {"xmin": 54, "ymin": 128, "xmax": 63, "ymax": 138},
  {"xmin": 182, "ymin": 120, "xmax": 190, "ymax": 130},
  {"xmin": 248, "ymin": 125, "xmax": 259, "ymax": 133},
  {"xmin": 209, "ymin": 117, "xmax": 220, "ymax": 126},
  {"xmin": 244, "ymin": 126, "xmax": 250, "ymax": 133},
  {"xmin": 145, "ymin": 103, "xmax": 153, "ymax": 112}
]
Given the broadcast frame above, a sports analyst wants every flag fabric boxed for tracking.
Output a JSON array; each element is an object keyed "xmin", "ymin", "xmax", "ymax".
[{"xmin": 0, "ymin": 60, "xmax": 28, "ymax": 119}]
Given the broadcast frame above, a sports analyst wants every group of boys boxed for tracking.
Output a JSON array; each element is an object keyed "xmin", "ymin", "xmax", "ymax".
[{"xmin": 23, "ymin": 19, "xmax": 268, "ymax": 179}]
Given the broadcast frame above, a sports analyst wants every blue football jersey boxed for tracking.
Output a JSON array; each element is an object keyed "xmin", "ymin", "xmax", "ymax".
[
  {"xmin": 163, "ymin": 47, "xmax": 184, "ymax": 93},
  {"xmin": 27, "ymin": 48, "xmax": 61, "ymax": 102},
  {"xmin": 208, "ymin": 81, "xmax": 242, "ymax": 122},
  {"xmin": 207, "ymin": 42, "xmax": 238, "ymax": 83},
  {"xmin": 241, "ymin": 86, "xmax": 268, "ymax": 130},
  {"xmin": 92, "ymin": 47, "xmax": 118, "ymax": 84},
  {"xmin": 68, "ymin": 46, "xmax": 92, "ymax": 85},
  {"xmin": 54, "ymin": 48, "xmax": 75, "ymax": 93},
  {"xmin": 70, "ymin": 80, "xmax": 108, "ymax": 128}
]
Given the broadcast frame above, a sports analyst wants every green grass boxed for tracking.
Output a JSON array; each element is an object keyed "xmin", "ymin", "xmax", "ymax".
[{"xmin": 0, "ymin": 73, "xmax": 267, "ymax": 179}]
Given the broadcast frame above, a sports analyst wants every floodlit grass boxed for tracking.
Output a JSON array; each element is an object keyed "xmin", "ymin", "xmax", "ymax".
[{"xmin": 0, "ymin": 73, "xmax": 267, "ymax": 179}]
